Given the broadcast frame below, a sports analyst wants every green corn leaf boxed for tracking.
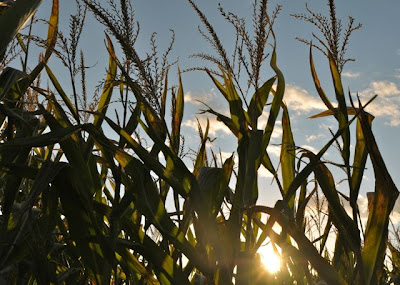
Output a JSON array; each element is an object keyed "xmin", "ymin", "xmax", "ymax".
[
  {"xmin": 328, "ymin": 51, "xmax": 350, "ymax": 168},
  {"xmin": 309, "ymin": 106, "xmax": 365, "ymax": 119},
  {"xmin": 201, "ymin": 106, "xmax": 239, "ymax": 137},
  {"xmin": 207, "ymin": 69, "xmax": 247, "ymax": 134},
  {"xmin": 253, "ymin": 208, "xmax": 278, "ymax": 253},
  {"xmin": 45, "ymin": 65, "xmax": 78, "ymax": 120},
  {"xmin": 54, "ymin": 167, "xmax": 111, "ymax": 284},
  {"xmin": 17, "ymin": 161, "xmax": 67, "ymax": 216},
  {"xmin": 160, "ymin": 68, "xmax": 168, "ymax": 118},
  {"xmin": 302, "ymin": 151, "xmax": 360, "ymax": 251},
  {"xmin": 262, "ymin": 45, "xmax": 285, "ymax": 154},
  {"xmin": 0, "ymin": 161, "xmax": 38, "ymax": 179},
  {"xmin": 261, "ymin": 151, "xmax": 284, "ymax": 195},
  {"xmin": 247, "ymin": 76, "xmax": 276, "ymax": 128},
  {"xmin": 118, "ymin": 104, "xmax": 141, "ymax": 149},
  {"xmin": 44, "ymin": 0, "xmax": 58, "ymax": 59},
  {"xmin": 18, "ymin": 0, "xmax": 59, "ymax": 90},
  {"xmin": 0, "ymin": 67, "xmax": 26, "ymax": 101},
  {"xmin": 16, "ymin": 33, "xmax": 27, "ymax": 53},
  {"xmin": 104, "ymin": 34, "xmax": 168, "ymax": 145},
  {"xmin": 284, "ymin": 95, "xmax": 376, "ymax": 204},
  {"xmin": 0, "ymin": 124, "xmax": 82, "ymax": 150},
  {"xmin": 309, "ymin": 44, "xmax": 335, "ymax": 111},
  {"xmin": 0, "ymin": 103, "xmax": 32, "ymax": 132},
  {"xmin": 0, "ymin": 0, "xmax": 42, "ymax": 56},
  {"xmin": 170, "ymin": 68, "xmax": 184, "ymax": 153},
  {"xmin": 192, "ymin": 118, "xmax": 210, "ymax": 178},
  {"xmin": 120, "ymin": 217, "xmax": 190, "ymax": 284},
  {"xmin": 319, "ymin": 213, "xmax": 332, "ymax": 255},
  {"xmin": 83, "ymin": 122, "xmax": 192, "ymax": 202},
  {"xmin": 197, "ymin": 155, "xmax": 233, "ymax": 218},
  {"xmin": 139, "ymin": 101, "xmax": 167, "ymax": 152},
  {"xmin": 93, "ymin": 35, "xmax": 117, "ymax": 128},
  {"xmin": 359, "ymin": 106, "xmax": 399, "ymax": 285},
  {"xmin": 350, "ymin": 117, "xmax": 373, "ymax": 205},
  {"xmin": 40, "ymin": 107, "xmax": 98, "ymax": 204},
  {"xmin": 115, "ymin": 245, "xmax": 157, "ymax": 284},
  {"xmin": 296, "ymin": 181, "xmax": 317, "ymax": 231},
  {"xmin": 252, "ymin": 203, "xmax": 347, "ymax": 284},
  {"xmin": 281, "ymin": 103, "xmax": 295, "ymax": 208},
  {"xmin": 121, "ymin": 162, "xmax": 210, "ymax": 276},
  {"xmin": 243, "ymin": 130, "xmax": 263, "ymax": 207}
]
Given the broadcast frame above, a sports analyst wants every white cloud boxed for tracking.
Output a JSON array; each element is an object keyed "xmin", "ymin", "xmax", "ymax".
[
  {"xmin": 300, "ymin": 144, "xmax": 319, "ymax": 154},
  {"xmin": 267, "ymin": 145, "xmax": 281, "ymax": 158},
  {"xmin": 397, "ymin": 49, "xmax": 400, "ymax": 55},
  {"xmin": 182, "ymin": 115, "xmax": 231, "ymax": 136},
  {"xmin": 259, "ymin": 165, "xmax": 273, "ymax": 178},
  {"xmin": 258, "ymin": 112, "xmax": 282, "ymax": 139},
  {"xmin": 395, "ymin": 68, "xmax": 400, "ymax": 79},
  {"xmin": 282, "ymin": 84, "xmax": 327, "ymax": 113},
  {"xmin": 359, "ymin": 81, "xmax": 400, "ymax": 126},
  {"xmin": 184, "ymin": 89, "xmax": 228, "ymax": 113},
  {"xmin": 360, "ymin": 81, "xmax": 400, "ymax": 97},
  {"xmin": 342, "ymin": 71, "xmax": 360, "ymax": 78},
  {"xmin": 391, "ymin": 211, "xmax": 400, "ymax": 224},
  {"xmin": 305, "ymin": 134, "xmax": 325, "ymax": 143}
]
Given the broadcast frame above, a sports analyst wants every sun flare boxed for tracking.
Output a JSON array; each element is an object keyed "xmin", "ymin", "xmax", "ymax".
[{"xmin": 259, "ymin": 243, "xmax": 281, "ymax": 273}]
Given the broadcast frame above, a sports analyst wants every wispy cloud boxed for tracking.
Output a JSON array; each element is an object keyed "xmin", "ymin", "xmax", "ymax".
[
  {"xmin": 395, "ymin": 68, "xmax": 400, "ymax": 79},
  {"xmin": 182, "ymin": 116, "xmax": 230, "ymax": 137},
  {"xmin": 300, "ymin": 144, "xmax": 319, "ymax": 154},
  {"xmin": 342, "ymin": 71, "xmax": 360, "ymax": 78},
  {"xmin": 305, "ymin": 134, "xmax": 325, "ymax": 143},
  {"xmin": 184, "ymin": 88, "xmax": 227, "ymax": 112},
  {"xmin": 359, "ymin": 81, "xmax": 400, "ymax": 126},
  {"xmin": 282, "ymin": 84, "xmax": 327, "ymax": 113},
  {"xmin": 259, "ymin": 165, "xmax": 273, "ymax": 178},
  {"xmin": 360, "ymin": 81, "xmax": 400, "ymax": 97},
  {"xmin": 267, "ymin": 145, "xmax": 281, "ymax": 158}
]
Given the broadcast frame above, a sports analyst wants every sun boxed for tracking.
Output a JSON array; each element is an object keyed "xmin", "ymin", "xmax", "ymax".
[{"xmin": 258, "ymin": 243, "xmax": 281, "ymax": 273}]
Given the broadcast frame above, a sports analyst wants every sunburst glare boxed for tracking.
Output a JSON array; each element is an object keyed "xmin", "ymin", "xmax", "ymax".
[{"xmin": 258, "ymin": 243, "xmax": 281, "ymax": 273}]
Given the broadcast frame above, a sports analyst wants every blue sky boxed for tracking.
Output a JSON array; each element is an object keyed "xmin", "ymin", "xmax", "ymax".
[{"xmin": 32, "ymin": 0, "xmax": 400, "ymax": 220}]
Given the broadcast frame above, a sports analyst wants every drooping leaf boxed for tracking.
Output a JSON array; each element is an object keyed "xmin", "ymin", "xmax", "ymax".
[
  {"xmin": 309, "ymin": 44, "xmax": 335, "ymax": 111},
  {"xmin": 0, "ymin": 0, "xmax": 43, "ymax": 56}
]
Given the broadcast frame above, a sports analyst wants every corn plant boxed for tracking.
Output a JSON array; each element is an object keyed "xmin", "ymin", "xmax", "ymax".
[{"xmin": 0, "ymin": 0, "xmax": 399, "ymax": 284}]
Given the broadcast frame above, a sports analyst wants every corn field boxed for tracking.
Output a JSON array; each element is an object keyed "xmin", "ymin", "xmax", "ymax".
[{"xmin": 0, "ymin": 0, "xmax": 399, "ymax": 284}]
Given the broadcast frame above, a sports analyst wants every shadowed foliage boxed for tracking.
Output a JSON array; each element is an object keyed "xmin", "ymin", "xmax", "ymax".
[{"xmin": 0, "ymin": 0, "xmax": 398, "ymax": 284}]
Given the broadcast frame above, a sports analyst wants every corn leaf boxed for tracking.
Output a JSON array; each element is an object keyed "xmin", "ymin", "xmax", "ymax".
[
  {"xmin": 262, "ymin": 45, "xmax": 285, "ymax": 153},
  {"xmin": 207, "ymin": 69, "xmax": 247, "ymax": 134},
  {"xmin": 247, "ymin": 76, "xmax": 276, "ymax": 128},
  {"xmin": 302, "ymin": 151, "xmax": 360, "ymax": 251},
  {"xmin": 19, "ymin": 0, "xmax": 59, "ymax": 90},
  {"xmin": 93, "ymin": 35, "xmax": 117, "ymax": 128},
  {"xmin": 45, "ymin": 65, "xmax": 78, "ymax": 120},
  {"xmin": 359, "ymin": 106, "xmax": 399, "ymax": 284},
  {"xmin": 328, "ymin": 51, "xmax": 350, "ymax": 168},
  {"xmin": 309, "ymin": 44, "xmax": 335, "ymax": 111},
  {"xmin": 170, "ymin": 68, "xmax": 184, "ymax": 153},
  {"xmin": 0, "ymin": 0, "xmax": 42, "ymax": 56},
  {"xmin": 281, "ymin": 103, "xmax": 295, "ymax": 209}
]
